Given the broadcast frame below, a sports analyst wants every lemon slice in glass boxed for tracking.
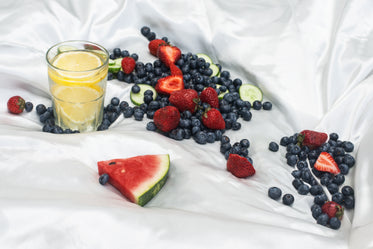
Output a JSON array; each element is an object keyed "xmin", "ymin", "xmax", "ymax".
[{"xmin": 52, "ymin": 85, "xmax": 104, "ymax": 129}]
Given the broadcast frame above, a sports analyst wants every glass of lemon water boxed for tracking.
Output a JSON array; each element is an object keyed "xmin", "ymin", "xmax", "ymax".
[{"xmin": 46, "ymin": 41, "xmax": 109, "ymax": 132}]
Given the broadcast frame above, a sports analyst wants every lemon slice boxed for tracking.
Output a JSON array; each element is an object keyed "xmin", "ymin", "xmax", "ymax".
[
  {"xmin": 49, "ymin": 50, "xmax": 107, "ymax": 86},
  {"xmin": 52, "ymin": 85, "xmax": 104, "ymax": 129}
]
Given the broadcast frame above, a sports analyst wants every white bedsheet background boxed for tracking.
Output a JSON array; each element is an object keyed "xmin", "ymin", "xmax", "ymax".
[{"xmin": 1, "ymin": 0, "xmax": 373, "ymax": 248}]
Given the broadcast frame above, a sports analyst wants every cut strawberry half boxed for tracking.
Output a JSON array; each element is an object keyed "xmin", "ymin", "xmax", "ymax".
[
  {"xmin": 155, "ymin": 75, "xmax": 184, "ymax": 95},
  {"xmin": 314, "ymin": 152, "xmax": 341, "ymax": 175},
  {"xmin": 169, "ymin": 64, "xmax": 183, "ymax": 76},
  {"xmin": 157, "ymin": 44, "xmax": 181, "ymax": 67}
]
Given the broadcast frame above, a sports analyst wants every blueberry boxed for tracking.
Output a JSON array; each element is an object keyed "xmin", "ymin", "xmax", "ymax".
[
  {"xmin": 241, "ymin": 110, "xmax": 252, "ymax": 121},
  {"xmin": 39, "ymin": 111, "xmax": 51, "ymax": 123},
  {"xmin": 220, "ymin": 142, "xmax": 232, "ymax": 154},
  {"xmin": 329, "ymin": 217, "xmax": 341, "ymax": 229},
  {"xmin": 121, "ymin": 50, "xmax": 130, "ymax": 57},
  {"xmin": 268, "ymin": 142, "xmax": 279, "ymax": 152},
  {"xmin": 113, "ymin": 48, "xmax": 121, "ymax": 57},
  {"xmin": 206, "ymin": 132, "xmax": 216, "ymax": 143},
  {"xmin": 282, "ymin": 194, "xmax": 294, "ymax": 205},
  {"xmin": 123, "ymin": 106, "xmax": 134, "ymax": 118},
  {"xmin": 108, "ymin": 112, "xmax": 119, "ymax": 123},
  {"xmin": 220, "ymin": 70, "xmax": 230, "ymax": 79},
  {"xmin": 343, "ymin": 154, "xmax": 355, "ymax": 168},
  {"xmin": 333, "ymin": 147, "xmax": 345, "ymax": 156},
  {"xmin": 317, "ymin": 213, "xmax": 329, "ymax": 226},
  {"xmin": 111, "ymin": 97, "xmax": 120, "ymax": 106},
  {"xmin": 291, "ymin": 170, "xmax": 302, "ymax": 179},
  {"xmin": 143, "ymin": 95, "xmax": 153, "ymax": 104},
  {"xmin": 117, "ymin": 71, "xmax": 125, "ymax": 81},
  {"xmin": 312, "ymin": 204, "xmax": 323, "ymax": 220},
  {"xmin": 134, "ymin": 110, "xmax": 144, "ymax": 121},
  {"xmin": 232, "ymin": 121, "xmax": 241, "ymax": 130},
  {"xmin": 214, "ymin": 130, "xmax": 223, "ymax": 141},
  {"xmin": 25, "ymin": 102, "xmax": 33, "ymax": 112},
  {"xmin": 290, "ymin": 145, "xmax": 301, "ymax": 155},
  {"xmin": 310, "ymin": 185, "xmax": 323, "ymax": 196},
  {"xmin": 280, "ymin": 136, "xmax": 289, "ymax": 146},
  {"xmin": 332, "ymin": 174, "xmax": 345, "ymax": 186},
  {"xmin": 342, "ymin": 141, "xmax": 354, "ymax": 153},
  {"xmin": 344, "ymin": 195, "xmax": 355, "ymax": 209},
  {"xmin": 327, "ymin": 183, "xmax": 339, "ymax": 194},
  {"xmin": 194, "ymin": 131, "xmax": 207, "ymax": 144},
  {"xmin": 268, "ymin": 187, "xmax": 282, "ymax": 200},
  {"xmin": 107, "ymin": 72, "xmax": 114, "ymax": 80},
  {"xmin": 119, "ymin": 101, "xmax": 129, "ymax": 111},
  {"xmin": 332, "ymin": 192, "xmax": 344, "ymax": 205},
  {"xmin": 297, "ymin": 184, "xmax": 310, "ymax": 195},
  {"xmin": 341, "ymin": 186, "xmax": 354, "ymax": 196},
  {"xmin": 36, "ymin": 104, "xmax": 47, "ymax": 115},
  {"xmin": 42, "ymin": 124, "xmax": 53, "ymax": 133},
  {"xmin": 131, "ymin": 53, "xmax": 139, "ymax": 61},
  {"xmin": 131, "ymin": 84, "xmax": 140, "ymax": 93},
  {"xmin": 252, "ymin": 100, "xmax": 262, "ymax": 110},
  {"xmin": 52, "ymin": 125, "xmax": 64, "ymax": 134},
  {"xmin": 320, "ymin": 175, "xmax": 331, "ymax": 186},
  {"xmin": 99, "ymin": 173, "xmax": 110, "ymax": 185},
  {"xmin": 338, "ymin": 163, "xmax": 349, "ymax": 175},
  {"xmin": 295, "ymin": 161, "xmax": 307, "ymax": 170},
  {"xmin": 141, "ymin": 26, "xmax": 151, "ymax": 37},
  {"xmin": 262, "ymin": 101, "xmax": 272, "ymax": 110},
  {"xmin": 287, "ymin": 154, "xmax": 298, "ymax": 166},
  {"xmin": 314, "ymin": 193, "xmax": 328, "ymax": 205},
  {"xmin": 329, "ymin": 133, "xmax": 339, "ymax": 141},
  {"xmin": 292, "ymin": 178, "xmax": 303, "ymax": 190},
  {"xmin": 239, "ymin": 139, "xmax": 250, "ymax": 148},
  {"xmin": 221, "ymin": 135, "xmax": 230, "ymax": 144}
]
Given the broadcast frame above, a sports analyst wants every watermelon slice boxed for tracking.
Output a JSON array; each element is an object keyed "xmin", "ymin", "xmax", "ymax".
[{"xmin": 97, "ymin": 154, "xmax": 170, "ymax": 206}]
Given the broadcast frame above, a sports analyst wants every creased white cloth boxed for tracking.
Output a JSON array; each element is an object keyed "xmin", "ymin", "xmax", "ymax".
[{"xmin": 1, "ymin": 0, "xmax": 373, "ymax": 248}]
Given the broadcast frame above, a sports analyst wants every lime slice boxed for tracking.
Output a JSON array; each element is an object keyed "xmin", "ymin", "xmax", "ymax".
[
  {"xmin": 209, "ymin": 64, "xmax": 220, "ymax": 77},
  {"xmin": 196, "ymin": 53, "xmax": 213, "ymax": 64},
  {"xmin": 239, "ymin": 84, "xmax": 263, "ymax": 104},
  {"xmin": 130, "ymin": 84, "xmax": 157, "ymax": 106},
  {"xmin": 109, "ymin": 58, "xmax": 122, "ymax": 73}
]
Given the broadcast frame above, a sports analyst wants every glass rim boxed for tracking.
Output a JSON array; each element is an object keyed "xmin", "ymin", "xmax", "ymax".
[{"xmin": 46, "ymin": 40, "xmax": 109, "ymax": 73}]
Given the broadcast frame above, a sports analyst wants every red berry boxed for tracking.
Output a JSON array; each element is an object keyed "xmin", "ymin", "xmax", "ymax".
[
  {"xmin": 121, "ymin": 57, "xmax": 136, "ymax": 74},
  {"xmin": 153, "ymin": 106, "xmax": 180, "ymax": 132},
  {"xmin": 200, "ymin": 87, "xmax": 219, "ymax": 108},
  {"xmin": 298, "ymin": 130, "xmax": 328, "ymax": 150},
  {"xmin": 201, "ymin": 108, "xmax": 225, "ymax": 130},
  {"xmin": 169, "ymin": 63, "xmax": 183, "ymax": 76},
  {"xmin": 314, "ymin": 152, "xmax": 341, "ymax": 175},
  {"xmin": 155, "ymin": 75, "xmax": 184, "ymax": 95},
  {"xmin": 157, "ymin": 44, "xmax": 181, "ymax": 67},
  {"xmin": 7, "ymin": 96, "xmax": 25, "ymax": 114},
  {"xmin": 148, "ymin": 39, "xmax": 167, "ymax": 56},
  {"xmin": 322, "ymin": 201, "xmax": 344, "ymax": 220},
  {"xmin": 227, "ymin": 154, "xmax": 255, "ymax": 178},
  {"xmin": 169, "ymin": 89, "xmax": 199, "ymax": 113}
]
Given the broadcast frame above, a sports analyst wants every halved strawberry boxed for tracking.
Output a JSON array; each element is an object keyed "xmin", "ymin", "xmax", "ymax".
[
  {"xmin": 148, "ymin": 39, "xmax": 167, "ymax": 56},
  {"xmin": 155, "ymin": 75, "xmax": 184, "ymax": 95},
  {"xmin": 314, "ymin": 152, "xmax": 340, "ymax": 175},
  {"xmin": 157, "ymin": 44, "xmax": 181, "ymax": 67},
  {"xmin": 170, "ymin": 64, "xmax": 183, "ymax": 76}
]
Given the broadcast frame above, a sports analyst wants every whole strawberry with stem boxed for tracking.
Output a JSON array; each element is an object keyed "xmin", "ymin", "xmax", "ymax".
[
  {"xmin": 148, "ymin": 39, "xmax": 167, "ymax": 56},
  {"xmin": 297, "ymin": 130, "xmax": 328, "ymax": 150},
  {"xmin": 153, "ymin": 106, "xmax": 180, "ymax": 132},
  {"xmin": 322, "ymin": 201, "xmax": 344, "ymax": 220},
  {"xmin": 169, "ymin": 89, "xmax": 199, "ymax": 113},
  {"xmin": 201, "ymin": 107, "xmax": 225, "ymax": 130},
  {"xmin": 200, "ymin": 87, "xmax": 219, "ymax": 108},
  {"xmin": 7, "ymin": 96, "xmax": 25, "ymax": 114},
  {"xmin": 227, "ymin": 154, "xmax": 255, "ymax": 178}
]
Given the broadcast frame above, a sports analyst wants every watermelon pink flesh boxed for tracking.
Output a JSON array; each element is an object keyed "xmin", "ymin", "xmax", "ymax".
[{"xmin": 97, "ymin": 154, "xmax": 169, "ymax": 204}]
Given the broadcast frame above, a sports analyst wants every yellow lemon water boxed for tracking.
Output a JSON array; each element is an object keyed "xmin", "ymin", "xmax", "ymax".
[{"xmin": 48, "ymin": 50, "xmax": 108, "ymax": 132}]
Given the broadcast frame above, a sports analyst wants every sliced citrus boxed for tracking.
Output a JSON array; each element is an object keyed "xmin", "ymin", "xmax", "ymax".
[
  {"xmin": 52, "ymin": 85, "xmax": 103, "ymax": 128},
  {"xmin": 239, "ymin": 84, "xmax": 263, "ymax": 104}
]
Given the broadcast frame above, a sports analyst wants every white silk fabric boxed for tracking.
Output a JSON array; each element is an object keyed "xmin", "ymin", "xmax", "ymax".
[{"xmin": 1, "ymin": 0, "xmax": 373, "ymax": 248}]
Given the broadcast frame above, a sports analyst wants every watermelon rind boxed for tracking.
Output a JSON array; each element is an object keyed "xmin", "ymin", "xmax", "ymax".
[{"xmin": 135, "ymin": 154, "xmax": 170, "ymax": 206}]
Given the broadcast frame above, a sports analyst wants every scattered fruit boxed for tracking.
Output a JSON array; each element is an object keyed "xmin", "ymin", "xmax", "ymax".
[
  {"xmin": 121, "ymin": 56, "xmax": 136, "ymax": 74},
  {"xmin": 297, "ymin": 130, "xmax": 328, "ymax": 150},
  {"xmin": 282, "ymin": 193, "xmax": 294, "ymax": 205},
  {"xmin": 238, "ymin": 84, "xmax": 263, "ymax": 104},
  {"xmin": 153, "ymin": 106, "xmax": 180, "ymax": 132},
  {"xmin": 169, "ymin": 63, "xmax": 183, "ymax": 76},
  {"xmin": 314, "ymin": 152, "xmax": 341, "ymax": 175},
  {"xmin": 169, "ymin": 89, "xmax": 199, "ymax": 113},
  {"xmin": 7, "ymin": 96, "xmax": 25, "ymax": 114},
  {"xmin": 97, "ymin": 154, "xmax": 170, "ymax": 206},
  {"xmin": 321, "ymin": 201, "xmax": 344, "ymax": 220},
  {"xmin": 157, "ymin": 44, "xmax": 181, "ymax": 67},
  {"xmin": 130, "ymin": 84, "xmax": 157, "ymax": 106},
  {"xmin": 201, "ymin": 108, "xmax": 225, "ymax": 130},
  {"xmin": 268, "ymin": 187, "xmax": 282, "ymax": 200},
  {"xmin": 227, "ymin": 153, "xmax": 255, "ymax": 178},
  {"xmin": 155, "ymin": 75, "xmax": 184, "ymax": 95},
  {"xmin": 148, "ymin": 39, "xmax": 168, "ymax": 56},
  {"xmin": 200, "ymin": 87, "xmax": 219, "ymax": 108}
]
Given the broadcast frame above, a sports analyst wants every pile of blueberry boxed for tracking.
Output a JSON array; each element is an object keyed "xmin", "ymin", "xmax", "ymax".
[{"xmin": 267, "ymin": 132, "xmax": 355, "ymax": 229}]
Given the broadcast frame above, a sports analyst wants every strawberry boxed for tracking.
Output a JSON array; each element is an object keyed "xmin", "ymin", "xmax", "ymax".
[
  {"xmin": 169, "ymin": 89, "xmax": 199, "ymax": 113},
  {"xmin": 314, "ymin": 152, "xmax": 341, "ymax": 175},
  {"xmin": 297, "ymin": 130, "xmax": 328, "ymax": 150},
  {"xmin": 199, "ymin": 87, "xmax": 219, "ymax": 108},
  {"xmin": 7, "ymin": 96, "xmax": 25, "ymax": 114},
  {"xmin": 121, "ymin": 57, "xmax": 136, "ymax": 74},
  {"xmin": 153, "ymin": 106, "xmax": 180, "ymax": 132},
  {"xmin": 157, "ymin": 44, "xmax": 181, "ymax": 67},
  {"xmin": 155, "ymin": 75, "xmax": 184, "ymax": 95},
  {"xmin": 169, "ymin": 63, "xmax": 183, "ymax": 76},
  {"xmin": 227, "ymin": 154, "xmax": 255, "ymax": 178},
  {"xmin": 148, "ymin": 39, "xmax": 167, "ymax": 56},
  {"xmin": 322, "ymin": 201, "xmax": 344, "ymax": 220},
  {"xmin": 201, "ymin": 108, "xmax": 225, "ymax": 130}
]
